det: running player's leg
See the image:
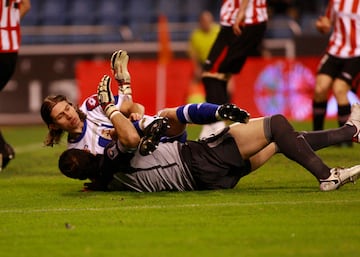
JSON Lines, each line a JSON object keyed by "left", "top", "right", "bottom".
{"left": 0, "top": 53, "right": 17, "bottom": 171}
{"left": 312, "top": 54, "right": 336, "bottom": 131}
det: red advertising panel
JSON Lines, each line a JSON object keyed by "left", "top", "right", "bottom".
{"left": 76, "top": 57, "right": 358, "bottom": 120}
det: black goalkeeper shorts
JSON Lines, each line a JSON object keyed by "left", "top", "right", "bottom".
{"left": 181, "top": 128, "right": 251, "bottom": 190}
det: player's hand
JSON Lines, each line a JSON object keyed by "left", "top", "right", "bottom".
{"left": 128, "top": 112, "right": 143, "bottom": 121}
{"left": 97, "top": 75, "right": 114, "bottom": 107}
{"left": 233, "top": 24, "right": 243, "bottom": 36}
{"left": 233, "top": 11, "right": 245, "bottom": 36}
{"left": 97, "top": 75, "right": 118, "bottom": 117}
{"left": 316, "top": 16, "right": 331, "bottom": 34}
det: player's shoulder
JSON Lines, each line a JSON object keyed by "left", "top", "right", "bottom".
{"left": 82, "top": 94, "right": 120, "bottom": 111}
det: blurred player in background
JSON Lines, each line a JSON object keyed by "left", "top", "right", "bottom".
{"left": 200, "top": 0, "right": 268, "bottom": 138}
{"left": 312, "top": 0, "right": 360, "bottom": 141}
{"left": 0, "top": 0, "right": 31, "bottom": 171}
{"left": 188, "top": 10, "right": 220, "bottom": 104}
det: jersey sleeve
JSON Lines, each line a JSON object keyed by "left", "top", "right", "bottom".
{"left": 80, "top": 94, "right": 125, "bottom": 124}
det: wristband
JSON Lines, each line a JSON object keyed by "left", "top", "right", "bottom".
{"left": 109, "top": 110, "right": 121, "bottom": 120}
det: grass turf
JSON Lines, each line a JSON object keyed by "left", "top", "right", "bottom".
{"left": 0, "top": 122, "right": 359, "bottom": 257}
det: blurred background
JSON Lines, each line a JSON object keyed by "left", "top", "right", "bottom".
{"left": 2, "top": 0, "right": 345, "bottom": 125}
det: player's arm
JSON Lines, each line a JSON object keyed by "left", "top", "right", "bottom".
{"left": 110, "top": 111, "right": 140, "bottom": 150}
{"left": 316, "top": 16, "right": 331, "bottom": 34}
{"left": 316, "top": 2, "right": 333, "bottom": 34}
{"left": 98, "top": 76, "right": 140, "bottom": 150}
{"left": 20, "top": 0, "right": 31, "bottom": 19}
{"left": 233, "top": 0, "right": 249, "bottom": 36}
{"left": 119, "top": 99, "right": 145, "bottom": 121}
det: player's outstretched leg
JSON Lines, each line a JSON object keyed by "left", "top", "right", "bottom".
{"left": 110, "top": 50, "right": 132, "bottom": 97}
{"left": 175, "top": 103, "right": 250, "bottom": 125}
{"left": 139, "top": 117, "right": 170, "bottom": 156}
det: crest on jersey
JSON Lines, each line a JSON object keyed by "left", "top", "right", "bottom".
{"left": 86, "top": 94, "right": 119, "bottom": 111}
{"left": 85, "top": 95, "right": 100, "bottom": 111}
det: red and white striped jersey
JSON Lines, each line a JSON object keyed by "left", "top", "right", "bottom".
{"left": 0, "top": 0, "right": 21, "bottom": 52}
{"left": 220, "top": 0, "right": 268, "bottom": 26}
{"left": 327, "top": 0, "right": 360, "bottom": 57}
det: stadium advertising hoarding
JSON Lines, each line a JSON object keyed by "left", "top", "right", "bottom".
{"left": 3, "top": 56, "right": 355, "bottom": 124}
{"left": 76, "top": 57, "right": 342, "bottom": 120}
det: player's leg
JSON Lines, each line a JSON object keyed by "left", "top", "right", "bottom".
{"left": 332, "top": 56, "right": 360, "bottom": 143}
{"left": 136, "top": 116, "right": 170, "bottom": 156}
{"left": 268, "top": 115, "right": 360, "bottom": 191}
{"left": 158, "top": 103, "right": 250, "bottom": 137}
{"left": 200, "top": 27, "right": 234, "bottom": 138}
{"left": 0, "top": 53, "right": 17, "bottom": 171}
{"left": 247, "top": 103, "right": 360, "bottom": 170}
{"left": 0, "top": 53, "right": 17, "bottom": 90}
{"left": 228, "top": 118, "right": 272, "bottom": 160}
{"left": 175, "top": 103, "right": 249, "bottom": 124}
{"left": 110, "top": 50, "right": 132, "bottom": 98}
{"left": 312, "top": 74, "right": 333, "bottom": 130}
{"left": 333, "top": 78, "right": 351, "bottom": 128}
{"left": 312, "top": 54, "right": 338, "bottom": 131}
{"left": 248, "top": 143, "right": 277, "bottom": 171}
{"left": 297, "top": 103, "right": 359, "bottom": 151}
{"left": 229, "top": 115, "right": 360, "bottom": 191}
{"left": 137, "top": 103, "right": 250, "bottom": 155}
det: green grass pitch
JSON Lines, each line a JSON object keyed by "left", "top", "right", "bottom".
{"left": 0, "top": 122, "right": 359, "bottom": 257}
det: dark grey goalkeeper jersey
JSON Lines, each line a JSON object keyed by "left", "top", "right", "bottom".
{"left": 104, "top": 141, "right": 196, "bottom": 192}
{"left": 102, "top": 128, "right": 251, "bottom": 192}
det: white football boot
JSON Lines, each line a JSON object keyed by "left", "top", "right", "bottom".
{"left": 319, "top": 165, "right": 360, "bottom": 191}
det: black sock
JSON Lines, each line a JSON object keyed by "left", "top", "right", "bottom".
{"left": 337, "top": 104, "right": 351, "bottom": 127}
{"left": 202, "top": 77, "right": 229, "bottom": 104}
{"left": 268, "top": 115, "right": 330, "bottom": 180}
{"left": 299, "top": 125, "right": 356, "bottom": 151}
{"left": 312, "top": 101, "right": 327, "bottom": 130}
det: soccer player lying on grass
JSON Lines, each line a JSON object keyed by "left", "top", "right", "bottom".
{"left": 40, "top": 50, "right": 144, "bottom": 155}
{"left": 58, "top": 74, "right": 360, "bottom": 192}
{"left": 40, "top": 83, "right": 248, "bottom": 156}
{"left": 40, "top": 49, "right": 248, "bottom": 156}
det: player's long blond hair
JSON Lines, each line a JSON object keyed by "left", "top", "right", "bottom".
{"left": 40, "top": 95, "right": 86, "bottom": 146}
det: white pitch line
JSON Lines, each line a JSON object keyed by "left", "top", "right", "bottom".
{"left": 1, "top": 199, "right": 359, "bottom": 214}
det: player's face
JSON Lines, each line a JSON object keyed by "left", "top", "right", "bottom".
{"left": 50, "top": 101, "right": 82, "bottom": 133}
